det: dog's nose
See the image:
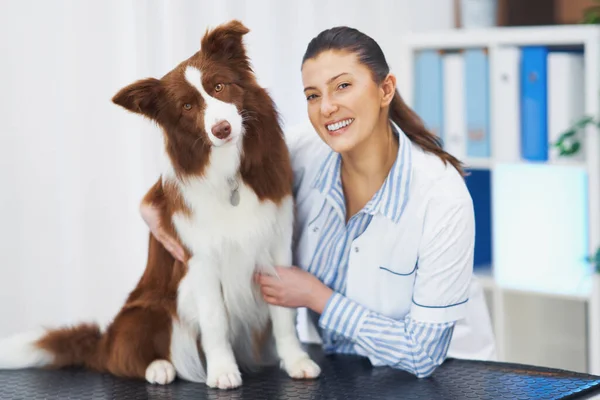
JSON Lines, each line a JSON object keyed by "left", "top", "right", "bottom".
{"left": 211, "top": 120, "right": 231, "bottom": 140}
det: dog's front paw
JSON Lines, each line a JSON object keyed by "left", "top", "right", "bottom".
{"left": 145, "top": 359, "right": 176, "bottom": 385}
{"left": 282, "top": 356, "right": 321, "bottom": 380}
{"left": 206, "top": 362, "right": 242, "bottom": 390}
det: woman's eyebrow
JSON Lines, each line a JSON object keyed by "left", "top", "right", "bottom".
{"left": 303, "top": 72, "right": 350, "bottom": 92}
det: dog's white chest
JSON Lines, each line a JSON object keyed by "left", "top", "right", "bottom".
{"left": 173, "top": 177, "right": 293, "bottom": 338}
{"left": 173, "top": 180, "right": 282, "bottom": 252}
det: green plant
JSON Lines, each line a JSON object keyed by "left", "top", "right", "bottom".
{"left": 586, "top": 248, "right": 600, "bottom": 274}
{"left": 553, "top": 114, "right": 600, "bottom": 273}
{"left": 583, "top": 0, "right": 600, "bottom": 24}
{"left": 552, "top": 116, "right": 599, "bottom": 156}
{"left": 551, "top": 6, "right": 600, "bottom": 270}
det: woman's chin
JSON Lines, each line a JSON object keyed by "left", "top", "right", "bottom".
{"left": 326, "top": 135, "right": 358, "bottom": 154}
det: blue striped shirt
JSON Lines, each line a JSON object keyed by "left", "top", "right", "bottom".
{"left": 305, "top": 128, "right": 455, "bottom": 378}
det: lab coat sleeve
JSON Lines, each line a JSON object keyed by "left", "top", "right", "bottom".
{"left": 410, "top": 198, "right": 474, "bottom": 323}
{"left": 319, "top": 292, "right": 455, "bottom": 378}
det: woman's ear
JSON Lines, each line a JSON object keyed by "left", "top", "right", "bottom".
{"left": 380, "top": 73, "right": 397, "bottom": 108}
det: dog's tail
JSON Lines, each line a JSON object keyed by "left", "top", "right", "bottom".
{"left": 0, "top": 323, "right": 104, "bottom": 371}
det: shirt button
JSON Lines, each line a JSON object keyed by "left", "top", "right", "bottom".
{"left": 354, "top": 246, "right": 359, "bottom": 253}
{"left": 312, "top": 226, "right": 319, "bottom": 232}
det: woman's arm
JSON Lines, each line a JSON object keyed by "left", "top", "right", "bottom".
{"left": 317, "top": 199, "right": 474, "bottom": 377}
{"left": 318, "top": 292, "right": 454, "bottom": 378}
{"left": 259, "top": 199, "right": 474, "bottom": 378}
{"left": 139, "top": 177, "right": 186, "bottom": 262}
{"left": 257, "top": 267, "right": 454, "bottom": 378}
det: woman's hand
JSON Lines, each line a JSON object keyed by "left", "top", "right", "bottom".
{"left": 140, "top": 201, "right": 186, "bottom": 262}
{"left": 256, "top": 266, "right": 333, "bottom": 313}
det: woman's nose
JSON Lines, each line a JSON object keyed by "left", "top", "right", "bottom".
{"left": 320, "top": 96, "right": 338, "bottom": 117}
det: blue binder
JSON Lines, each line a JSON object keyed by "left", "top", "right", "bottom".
{"left": 465, "top": 168, "right": 493, "bottom": 270}
{"left": 414, "top": 50, "right": 444, "bottom": 142}
{"left": 520, "top": 46, "right": 548, "bottom": 161}
{"left": 465, "top": 49, "right": 491, "bottom": 158}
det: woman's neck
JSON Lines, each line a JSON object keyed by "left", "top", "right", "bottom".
{"left": 340, "top": 119, "right": 399, "bottom": 220}
{"left": 341, "top": 121, "right": 398, "bottom": 182}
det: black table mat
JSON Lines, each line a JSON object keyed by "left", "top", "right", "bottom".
{"left": 0, "top": 344, "right": 599, "bottom": 399}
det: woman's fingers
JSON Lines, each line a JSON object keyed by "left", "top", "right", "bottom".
{"left": 140, "top": 201, "right": 186, "bottom": 262}
{"left": 256, "top": 273, "right": 278, "bottom": 286}
{"left": 156, "top": 230, "right": 185, "bottom": 262}
{"left": 259, "top": 280, "right": 281, "bottom": 305}
{"left": 167, "top": 240, "right": 185, "bottom": 262}
{"left": 263, "top": 295, "right": 278, "bottom": 304}
{"left": 260, "top": 286, "right": 278, "bottom": 297}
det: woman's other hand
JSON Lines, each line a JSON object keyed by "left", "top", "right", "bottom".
{"left": 140, "top": 201, "right": 186, "bottom": 262}
{"left": 256, "top": 266, "right": 333, "bottom": 313}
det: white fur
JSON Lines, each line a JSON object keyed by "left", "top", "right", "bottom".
{"left": 0, "top": 329, "right": 53, "bottom": 369}
{"left": 184, "top": 66, "right": 244, "bottom": 147}
{"left": 169, "top": 318, "right": 205, "bottom": 383}
{"left": 145, "top": 359, "right": 176, "bottom": 385}
{"left": 166, "top": 67, "right": 320, "bottom": 387}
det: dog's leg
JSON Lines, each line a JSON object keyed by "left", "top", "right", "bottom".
{"left": 268, "top": 202, "right": 321, "bottom": 380}
{"left": 268, "top": 304, "right": 321, "bottom": 379}
{"left": 187, "top": 256, "right": 241, "bottom": 390}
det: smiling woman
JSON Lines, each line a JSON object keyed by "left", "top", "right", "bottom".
{"left": 142, "top": 25, "right": 497, "bottom": 379}
{"left": 258, "top": 26, "right": 496, "bottom": 378}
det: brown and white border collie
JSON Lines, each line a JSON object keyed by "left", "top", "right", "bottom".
{"left": 0, "top": 20, "right": 320, "bottom": 390}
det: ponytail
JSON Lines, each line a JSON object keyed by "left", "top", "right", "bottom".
{"left": 390, "top": 91, "right": 466, "bottom": 177}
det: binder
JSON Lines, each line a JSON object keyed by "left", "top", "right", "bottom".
{"left": 442, "top": 51, "right": 467, "bottom": 159}
{"left": 465, "top": 168, "right": 493, "bottom": 270}
{"left": 414, "top": 50, "right": 444, "bottom": 141}
{"left": 547, "top": 51, "right": 585, "bottom": 162}
{"left": 520, "top": 46, "right": 549, "bottom": 161}
{"left": 465, "top": 48, "right": 491, "bottom": 158}
{"left": 492, "top": 46, "right": 521, "bottom": 163}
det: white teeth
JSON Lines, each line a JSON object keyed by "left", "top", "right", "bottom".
{"left": 327, "top": 118, "right": 353, "bottom": 131}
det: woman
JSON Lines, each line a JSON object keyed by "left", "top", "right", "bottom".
{"left": 141, "top": 26, "right": 496, "bottom": 378}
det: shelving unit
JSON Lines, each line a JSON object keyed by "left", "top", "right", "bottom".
{"left": 397, "top": 25, "right": 600, "bottom": 375}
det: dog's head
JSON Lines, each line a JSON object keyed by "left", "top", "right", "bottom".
{"left": 112, "top": 20, "right": 255, "bottom": 174}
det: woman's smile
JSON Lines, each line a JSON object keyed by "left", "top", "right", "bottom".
{"left": 325, "top": 118, "right": 355, "bottom": 136}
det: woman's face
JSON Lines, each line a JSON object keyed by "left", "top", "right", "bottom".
{"left": 301, "top": 50, "right": 389, "bottom": 154}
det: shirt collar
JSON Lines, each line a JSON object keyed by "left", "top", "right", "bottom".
{"left": 311, "top": 121, "right": 413, "bottom": 224}
{"left": 311, "top": 150, "right": 346, "bottom": 217}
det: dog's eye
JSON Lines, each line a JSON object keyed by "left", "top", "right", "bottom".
{"left": 215, "top": 83, "right": 224, "bottom": 92}
{"left": 183, "top": 103, "right": 192, "bottom": 110}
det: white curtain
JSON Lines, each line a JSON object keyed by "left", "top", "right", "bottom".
{"left": 0, "top": 0, "right": 454, "bottom": 337}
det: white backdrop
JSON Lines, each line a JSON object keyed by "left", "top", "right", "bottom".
{"left": 0, "top": 0, "right": 454, "bottom": 337}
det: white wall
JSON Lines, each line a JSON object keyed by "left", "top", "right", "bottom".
{"left": 0, "top": 0, "right": 454, "bottom": 337}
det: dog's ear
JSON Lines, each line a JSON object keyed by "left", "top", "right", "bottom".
{"left": 112, "top": 78, "right": 163, "bottom": 120}
{"left": 201, "top": 20, "right": 250, "bottom": 61}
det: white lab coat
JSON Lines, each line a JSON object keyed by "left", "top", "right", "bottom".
{"left": 286, "top": 121, "right": 497, "bottom": 362}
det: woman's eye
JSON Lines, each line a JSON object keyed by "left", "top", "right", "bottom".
{"left": 183, "top": 103, "right": 192, "bottom": 110}
{"left": 338, "top": 83, "right": 350, "bottom": 90}
{"left": 215, "top": 83, "right": 224, "bottom": 92}
{"left": 306, "top": 94, "right": 317, "bottom": 101}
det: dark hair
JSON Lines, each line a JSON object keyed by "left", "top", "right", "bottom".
{"left": 302, "top": 26, "right": 465, "bottom": 177}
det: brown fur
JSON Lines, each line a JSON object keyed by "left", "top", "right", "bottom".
{"left": 35, "top": 324, "right": 102, "bottom": 370}
{"left": 30, "top": 19, "right": 291, "bottom": 382}
{"left": 36, "top": 231, "right": 185, "bottom": 379}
